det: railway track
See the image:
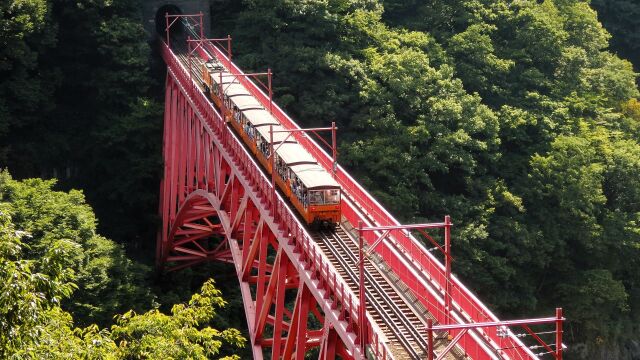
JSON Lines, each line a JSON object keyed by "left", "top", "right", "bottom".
{"left": 313, "top": 227, "right": 463, "bottom": 360}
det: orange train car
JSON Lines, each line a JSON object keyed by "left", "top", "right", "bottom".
{"left": 201, "top": 59, "right": 341, "bottom": 226}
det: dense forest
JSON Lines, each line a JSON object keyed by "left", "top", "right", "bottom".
{"left": 1, "top": 0, "right": 639, "bottom": 358}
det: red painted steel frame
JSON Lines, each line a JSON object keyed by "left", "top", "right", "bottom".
{"left": 165, "top": 12, "right": 204, "bottom": 48}
{"left": 187, "top": 36, "right": 232, "bottom": 60}
{"left": 426, "top": 308, "right": 565, "bottom": 360}
{"left": 158, "top": 40, "right": 399, "bottom": 359}
{"left": 356, "top": 217, "right": 454, "bottom": 354}
{"left": 196, "top": 37, "right": 549, "bottom": 360}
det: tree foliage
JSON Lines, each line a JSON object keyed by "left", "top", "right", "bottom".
{"left": 0, "top": 0, "right": 163, "bottom": 250}
{"left": 212, "top": 0, "right": 640, "bottom": 356}
{"left": 0, "top": 205, "right": 77, "bottom": 358}
{"left": 0, "top": 0, "right": 55, "bottom": 163}
{"left": 0, "top": 171, "right": 155, "bottom": 326}
{"left": 111, "top": 279, "right": 245, "bottom": 360}
{"left": 0, "top": 175, "right": 245, "bottom": 359}
{"left": 591, "top": 0, "right": 640, "bottom": 73}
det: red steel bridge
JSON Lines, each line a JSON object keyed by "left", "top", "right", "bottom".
{"left": 156, "top": 13, "right": 565, "bottom": 360}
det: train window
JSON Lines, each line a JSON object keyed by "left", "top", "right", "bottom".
{"left": 324, "top": 189, "right": 340, "bottom": 204}
{"left": 309, "top": 191, "right": 324, "bottom": 205}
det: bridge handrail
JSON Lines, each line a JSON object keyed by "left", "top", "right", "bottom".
{"left": 161, "top": 41, "right": 397, "bottom": 360}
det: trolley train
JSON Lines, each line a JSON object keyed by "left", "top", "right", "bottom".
{"left": 201, "top": 58, "right": 341, "bottom": 226}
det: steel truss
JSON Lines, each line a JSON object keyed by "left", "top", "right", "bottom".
{"left": 158, "top": 42, "right": 379, "bottom": 359}
{"left": 427, "top": 308, "right": 565, "bottom": 360}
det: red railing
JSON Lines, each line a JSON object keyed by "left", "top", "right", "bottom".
{"left": 197, "top": 41, "right": 537, "bottom": 359}
{"left": 161, "top": 41, "right": 396, "bottom": 359}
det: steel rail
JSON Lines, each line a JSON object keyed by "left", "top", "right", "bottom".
{"left": 315, "top": 228, "right": 425, "bottom": 359}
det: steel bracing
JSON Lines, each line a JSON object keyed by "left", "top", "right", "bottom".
{"left": 157, "top": 15, "right": 564, "bottom": 360}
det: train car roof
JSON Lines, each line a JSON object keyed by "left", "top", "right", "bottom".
{"left": 230, "top": 95, "right": 262, "bottom": 110}
{"left": 209, "top": 71, "right": 238, "bottom": 85}
{"left": 223, "top": 83, "right": 251, "bottom": 97}
{"left": 290, "top": 164, "right": 339, "bottom": 190}
{"left": 242, "top": 109, "right": 278, "bottom": 127}
{"left": 255, "top": 124, "right": 294, "bottom": 144}
{"left": 275, "top": 143, "right": 317, "bottom": 166}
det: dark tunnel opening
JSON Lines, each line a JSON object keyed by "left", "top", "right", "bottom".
{"left": 155, "top": 4, "right": 183, "bottom": 37}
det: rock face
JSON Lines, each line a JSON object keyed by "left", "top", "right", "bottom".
{"left": 142, "top": 0, "right": 210, "bottom": 39}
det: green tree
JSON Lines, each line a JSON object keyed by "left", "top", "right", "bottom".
{"left": 40, "top": 0, "right": 163, "bottom": 247}
{"left": 0, "top": 205, "right": 77, "bottom": 358}
{"left": 212, "top": 0, "right": 640, "bottom": 356}
{"left": 111, "top": 279, "right": 245, "bottom": 360}
{"left": 0, "top": 171, "right": 155, "bottom": 326}
{"left": 591, "top": 0, "right": 640, "bottom": 72}
{"left": 1, "top": 0, "right": 163, "bottom": 252}
{"left": 0, "top": 0, "right": 56, "bottom": 166}
{"left": 524, "top": 129, "right": 640, "bottom": 348}
{"left": 0, "top": 175, "right": 245, "bottom": 359}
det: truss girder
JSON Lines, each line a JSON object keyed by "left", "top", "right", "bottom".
{"left": 158, "top": 46, "right": 376, "bottom": 359}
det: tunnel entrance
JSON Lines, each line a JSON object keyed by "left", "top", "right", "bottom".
{"left": 155, "top": 4, "right": 183, "bottom": 36}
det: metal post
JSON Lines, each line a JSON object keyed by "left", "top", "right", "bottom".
{"left": 270, "top": 125, "right": 276, "bottom": 217}
{"left": 187, "top": 36, "right": 192, "bottom": 83}
{"left": 556, "top": 308, "right": 563, "bottom": 360}
{"left": 165, "top": 12, "right": 170, "bottom": 47}
{"left": 358, "top": 221, "right": 366, "bottom": 353}
{"left": 199, "top": 12, "right": 204, "bottom": 39}
{"left": 219, "top": 71, "right": 224, "bottom": 117}
{"left": 331, "top": 121, "right": 337, "bottom": 177}
{"left": 227, "top": 34, "right": 232, "bottom": 60}
{"left": 427, "top": 319, "right": 434, "bottom": 360}
{"left": 444, "top": 215, "right": 452, "bottom": 325}
{"left": 268, "top": 68, "right": 273, "bottom": 113}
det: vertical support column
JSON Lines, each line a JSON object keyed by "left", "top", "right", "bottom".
{"left": 319, "top": 323, "right": 337, "bottom": 360}
{"left": 165, "top": 12, "right": 170, "bottom": 47}
{"left": 295, "top": 286, "right": 312, "bottom": 360}
{"left": 168, "top": 81, "right": 179, "bottom": 224}
{"left": 556, "top": 308, "right": 563, "bottom": 360}
{"left": 331, "top": 121, "right": 337, "bottom": 176}
{"left": 227, "top": 35, "right": 232, "bottom": 60}
{"left": 271, "top": 254, "right": 288, "bottom": 359}
{"left": 444, "top": 215, "right": 452, "bottom": 325}
{"left": 268, "top": 68, "right": 273, "bottom": 114}
{"left": 254, "top": 230, "right": 268, "bottom": 329}
{"left": 199, "top": 11, "right": 204, "bottom": 39}
{"left": 219, "top": 71, "right": 224, "bottom": 118}
{"left": 358, "top": 221, "right": 366, "bottom": 353}
{"left": 269, "top": 125, "right": 276, "bottom": 219}
{"left": 187, "top": 36, "right": 192, "bottom": 83}
{"left": 427, "top": 319, "right": 434, "bottom": 360}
